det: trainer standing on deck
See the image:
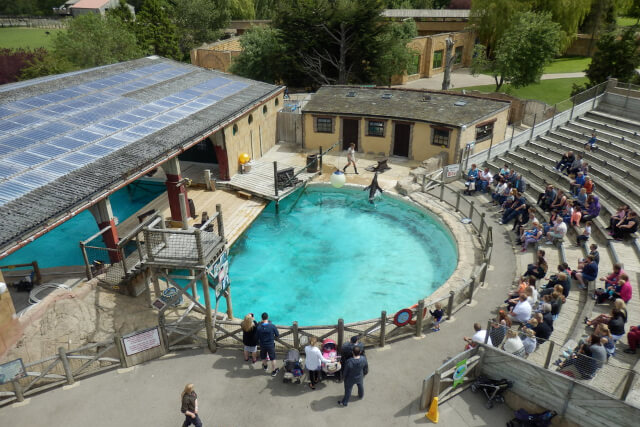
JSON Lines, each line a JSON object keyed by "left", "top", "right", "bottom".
{"left": 338, "top": 346, "right": 368, "bottom": 407}
{"left": 343, "top": 142, "right": 358, "bottom": 174}
{"left": 180, "top": 384, "right": 202, "bottom": 427}
{"left": 257, "top": 312, "right": 280, "bottom": 377}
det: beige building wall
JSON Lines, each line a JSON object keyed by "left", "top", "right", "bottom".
{"left": 0, "top": 270, "right": 19, "bottom": 357}
{"left": 222, "top": 92, "right": 284, "bottom": 177}
{"left": 190, "top": 38, "right": 243, "bottom": 72}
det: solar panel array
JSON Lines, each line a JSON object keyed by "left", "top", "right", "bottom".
{"left": 0, "top": 62, "right": 249, "bottom": 206}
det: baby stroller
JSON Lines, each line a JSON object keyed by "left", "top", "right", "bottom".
{"left": 470, "top": 375, "right": 513, "bottom": 409}
{"left": 320, "top": 338, "right": 342, "bottom": 380}
{"left": 282, "top": 349, "right": 304, "bottom": 384}
{"left": 507, "top": 409, "right": 557, "bottom": 427}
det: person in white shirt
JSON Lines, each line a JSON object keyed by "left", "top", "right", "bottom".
{"left": 304, "top": 336, "right": 331, "bottom": 390}
{"left": 342, "top": 142, "right": 358, "bottom": 174}
{"left": 502, "top": 329, "right": 525, "bottom": 357}
{"left": 545, "top": 217, "right": 567, "bottom": 244}
{"left": 479, "top": 167, "right": 493, "bottom": 193}
{"left": 463, "top": 323, "right": 492, "bottom": 349}
{"left": 509, "top": 294, "right": 532, "bottom": 323}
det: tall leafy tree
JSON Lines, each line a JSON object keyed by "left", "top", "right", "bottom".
{"left": 371, "top": 20, "right": 418, "bottom": 86}
{"left": 585, "top": 26, "right": 640, "bottom": 84}
{"left": 469, "top": 0, "right": 530, "bottom": 57}
{"left": 52, "top": 13, "right": 143, "bottom": 68}
{"left": 134, "top": 0, "right": 182, "bottom": 60}
{"left": 532, "top": 0, "right": 592, "bottom": 49}
{"left": 173, "top": 0, "right": 232, "bottom": 55}
{"left": 472, "top": 11, "right": 562, "bottom": 90}
{"left": 229, "top": 26, "right": 286, "bottom": 83}
{"left": 230, "top": 0, "right": 256, "bottom": 18}
{"left": 106, "top": 0, "right": 135, "bottom": 26}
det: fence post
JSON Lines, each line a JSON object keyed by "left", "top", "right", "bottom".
{"left": 569, "top": 96, "right": 576, "bottom": 120}
{"left": 292, "top": 321, "right": 299, "bottom": 349}
{"left": 422, "top": 174, "right": 427, "bottom": 191}
{"left": 468, "top": 277, "right": 476, "bottom": 304}
{"left": 455, "top": 192, "right": 461, "bottom": 212}
{"left": 543, "top": 341, "right": 555, "bottom": 369}
{"left": 621, "top": 370, "right": 636, "bottom": 400}
{"left": 337, "top": 318, "right": 344, "bottom": 350}
{"left": 447, "top": 291, "right": 455, "bottom": 319}
{"left": 548, "top": 105, "right": 555, "bottom": 133}
{"left": 379, "top": 311, "right": 387, "bottom": 347}
{"left": 194, "top": 230, "right": 204, "bottom": 265}
{"left": 529, "top": 114, "right": 537, "bottom": 142}
{"left": 58, "top": 347, "right": 75, "bottom": 385}
{"left": 625, "top": 81, "right": 631, "bottom": 109}
{"left": 479, "top": 213, "right": 485, "bottom": 236}
{"left": 479, "top": 263, "right": 488, "bottom": 285}
{"left": 439, "top": 181, "right": 445, "bottom": 201}
{"left": 114, "top": 334, "right": 128, "bottom": 368}
{"left": 468, "top": 201, "right": 474, "bottom": 220}
{"left": 592, "top": 84, "right": 600, "bottom": 108}
{"left": 12, "top": 380, "right": 24, "bottom": 402}
{"left": 509, "top": 123, "right": 515, "bottom": 149}
{"left": 80, "top": 242, "right": 93, "bottom": 281}
{"left": 318, "top": 146, "right": 323, "bottom": 170}
{"left": 273, "top": 161, "right": 279, "bottom": 198}
{"left": 215, "top": 204, "right": 225, "bottom": 240}
{"left": 415, "top": 299, "right": 425, "bottom": 337}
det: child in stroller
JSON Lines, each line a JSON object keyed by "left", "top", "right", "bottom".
{"left": 470, "top": 375, "right": 513, "bottom": 408}
{"left": 282, "top": 349, "right": 304, "bottom": 384}
{"left": 321, "top": 338, "right": 342, "bottom": 380}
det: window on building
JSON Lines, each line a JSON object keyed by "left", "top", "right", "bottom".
{"left": 232, "top": 124, "right": 238, "bottom": 135}
{"left": 315, "top": 117, "right": 333, "bottom": 133}
{"left": 367, "top": 120, "right": 385, "bottom": 137}
{"left": 454, "top": 46, "right": 463, "bottom": 64}
{"left": 263, "top": 105, "right": 268, "bottom": 115}
{"left": 432, "top": 128, "right": 451, "bottom": 147}
{"left": 476, "top": 122, "right": 494, "bottom": 142}
{"left": 408, "top": 54, "right": 420, "bottom": 75}
{"left": 275, "top": 98, "right": 280, "bottom": 106}
{"left": 248, "top": 114, "right": 253, "bottom": 124}
{"left": 433, "top": 50, "right": 443, "bottom": 69}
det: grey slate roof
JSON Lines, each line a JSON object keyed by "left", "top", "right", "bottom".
{"left": 302, "top": 86, "right": 510, "bottom": 128}
{"left": 0, "top": 56, "right": 281, "bottom": 256}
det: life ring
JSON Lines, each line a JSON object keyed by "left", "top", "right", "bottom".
{"left": 408, "top": 304, "right": 428, "bottom": 325}
{"left": 393, "top": 308, "right": 413, "bottom": 327}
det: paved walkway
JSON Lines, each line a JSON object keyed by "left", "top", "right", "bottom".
{"left": 0, "top": 185, "right": 518, "bottom": 427}
{"left": 400, "top": 68, "right": 586, "bottom": 91}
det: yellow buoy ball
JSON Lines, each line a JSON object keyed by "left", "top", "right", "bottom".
{"left": 238, "top": 153, "right": 250, "bottom": 165}
{"left": 330, "top": 170, "right": 346, "bottom": 188}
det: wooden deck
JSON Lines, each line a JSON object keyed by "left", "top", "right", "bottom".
{"left": 223, "top": 159, "right": 319, "bottom": 201}
{"left": 116, "top": 187, "right": 267, "bottom": 246}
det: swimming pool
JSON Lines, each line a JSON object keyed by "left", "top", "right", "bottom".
{"left": 1, "top": 180, "right": 166, "bottom": 269}
{"left": 211, "top": 185, "right": 458, "bottom": 326}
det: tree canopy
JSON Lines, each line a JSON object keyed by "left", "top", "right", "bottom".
{"left": 469, "top": 0, "right": 531, "bottom": 57}
{"left": 172, "top": 0, "right": 232, "bottom": 54}
{"left": 229, "top": 26, "right": 286, "bottom": 84}
{"left": 134, "top": 0, "right": 182, "bottom": 60}
{"left": 585, "top": 26, "right": 640, "bottom": 84}
{"left": 472, "top": 11, "right": 562, "bottom": 90}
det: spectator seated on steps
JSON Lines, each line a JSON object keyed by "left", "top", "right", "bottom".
{"left": 578, "top": 244, "right": 599, "bottom": 268}
{"left": 537, "top": 184, "right": 557, "bottom": 211}
{"left": 509, "top": 294, "right": 532, "bottom": 324}
{"left": 519, "top": 221, "right": 543, "bottom": 252}
{"left": 585, "top": 133, "right": 598, "bottom": 151}
{"left": 544, "top": 217, "right": 567, "bottom": 245}
{"left": 572, "top": 254, "right": 598, "bottom": 290}
{"left": 557, "top": 334, "right": 606, "bottom": 380}
{"left": 610, "top": 211, "right": 638, "bottom": 241}
{"left": 623, "top": 324, "right": 640, "bottom": 354}
{"left": 499, "top": 164, "right": 510, "bottom": 178}
{"left": 567, "top": 154, "right": 584, "bottom": 177}
{"left": 463, "top": 322, "right": 492, "bottom": 350}
{"left": 553, "top": 150, "right": 574, "bottom": 173}
{"left": 586, "top": 299, "right": 628, "bottom": 328}
{"left": 513, "top": 207, "right": 537, "bottom": 236}
{"left": 575, "top": 188, "right": 588, "bottom": 208}
{"left": 569, "top": 171, "right": 586, "bottom": 197}
{"left": 570, "top": 201, "right": 583, "bottom": 226}
{"left": 607, "top": 205, "right": 629, "bottom": 231}
{"left": 513, "top": 174, "right": 527, "bottom": 194}
{"left": 583, "top": 176, "right": 594, "bottom": 194}
{"left": 499, "top": 192, "right": 527, "bottom": 225}
{"left": 463, "top": 163, "right": 479, "bottom": 195}
{"left": 478, "top": 167, "right": 493, "bottom": 193}
{"left": 540, "top": 265, "right": 570, "bottom": 297}
{"left": 521, "top": 327, "right": 538, "bottom": 355}
{"left": 502, "top": 329, "right": 526, "bottom": 357}
{"left": 523, "top": 250, "right": 548, "bottom": 280}
{"left": 594, "top": 324, "right": 616, "bottom": 358}
{"left": 581, "top": 195, "right": 600, "bottom": 222}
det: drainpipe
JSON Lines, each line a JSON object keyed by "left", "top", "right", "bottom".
{"left": 455, "top": 124, "right": 466, "bottom": 165}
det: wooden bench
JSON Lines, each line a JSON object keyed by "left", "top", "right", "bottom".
{"left": 237, "top": 190, "right": 252, "bottom": 199}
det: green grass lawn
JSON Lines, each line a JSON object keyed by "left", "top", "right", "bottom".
{"left": 457, "top": 77, "right": 589, "bottom": 106}
{"left": 543, "top": 57, "right": 591, "bottom": 74}
{"left": 0, "top": 28, "right": 61, "bottom": 50}
{"left": 617, "top": 16, "right": 639, "bottom": 27}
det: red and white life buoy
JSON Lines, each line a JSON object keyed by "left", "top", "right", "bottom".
{"left": 408, "top": 304, "right": 428, "bottom": 326}
{"left": 393, "top": 308, "right": 413, "bottom": 327}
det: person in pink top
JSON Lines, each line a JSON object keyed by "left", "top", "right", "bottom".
{"left": 614, "top": 274, "right": 632, "bottom": 303}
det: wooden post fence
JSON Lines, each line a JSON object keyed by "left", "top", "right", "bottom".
{"left": 216, "top": 204, "right": 225, "bottom": 240}
{"left": 58, "top": 347, "right": 74, "bottom": 385}
{"left": 468, "top": 277, "right": 476, "bottom": 304}
{"left": 447, "top": 291, "right": 455, "bottom": 319}
{"left": 415, "top": 299, "right": 425, "bottom": 337}
{"left": 455, "top": 192, "right": 461, "bottom": 212}
{"left": 543, "top": 341, "right": 555, "bottom": 369}
{"left": 12, "top": 380, "right": 24, "bottom": 402}
{"left": 292, "top": 321, "right": 299, "bottom": 349}
{"left": 379, "top": 311, "right": 387, "bottom": 347}
{"left": 273, "top": 161, "right": 279, "bottom": 198}
{"left": 468, "top": 201, "right": 474, "bottom": 220}
{"left": 337, "top": 318, "right": 344, "bottom": 350}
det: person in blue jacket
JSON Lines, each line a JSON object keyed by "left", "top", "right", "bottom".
{"left": 338, "top": 346, "right": 368, "bottom": 407}
{"left": 256, "top": 312, "right": 280, "bottom": 376}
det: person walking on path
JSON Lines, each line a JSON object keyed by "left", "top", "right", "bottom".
{"left": 304, "top": 336, "right": 331, "bottom": 390}
{"left": 180, "top": 384, "right": 202, "bottom": 427}
{"left": 343, "top": 142, "right": 358, "bottom": 174}
{"left": 241, "top": 313, "right": 258, "bottom": 363}
{"left": 256, "top": 312, "right": 280, "bottom": 376}
{"left": 338, "top": 346, "right": 368, "bottom": 407}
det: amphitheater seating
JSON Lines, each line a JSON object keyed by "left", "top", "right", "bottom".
{"left": 479, "top": 105, "right": 640, "bottom": 396}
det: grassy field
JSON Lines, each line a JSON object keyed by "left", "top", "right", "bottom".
{"left": 543, "top": 57, "right": 590, "bottom": 74}
{"left": 617, "top": 16, "right": 639, "bottom": 27}
{"left": 457, "top": 77, "right": 589, "bottom": 106}
{"left": 0, "top": 28, "right": 61, "bottom": 50}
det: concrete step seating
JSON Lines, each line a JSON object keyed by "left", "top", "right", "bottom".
{"left": 587, "top": 110, "right": 640, "bottom": 135}
{"left": 555, "top": 125, "right": 640, "bottom": 161}
{"left": 569, "top": 117, "right": 640, "bottom": 152}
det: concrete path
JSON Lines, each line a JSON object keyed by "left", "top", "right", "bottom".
{"left": 0, "top": 186, "right": 518, "bottom": 427}
{"left": 401, "top": 68, "right": 586, "bottom": 91}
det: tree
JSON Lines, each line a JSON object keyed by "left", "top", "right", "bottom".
{"left": 0, "top": 48, "right": 48, "bottom": 84}
{"left": 532, "top": 0, "right": 592, "bottom": 50}
{"left": 20, "top": 52, "right": 74, "bottom": 80}
{"left": 229, "top": 26, "right": 286, "bottom": 84}
{"left": 230, "top": 0, "right": 256, "bottom": 19}
{"left": 106, "top": 0, "right": 135, "bottom": 26}
{"left": 134, "top": 0, "right": 182, "bottom": 60}
{"left": 469, "top": 0, "right": 530, "bottom": 57}
{"left": 52, "top": 14, "right": 143, "bottom": 69}
{"left": 472, "top": 11, "right": 562, "bottom": 90}
{"left": 585, "top": 26, "right": 640, "bottom": 84}
{"left": 173, "top": 0, "right": 231, "bottom": 55}
{"left": 370, "top": 20, "right": 418, "bottom": 86}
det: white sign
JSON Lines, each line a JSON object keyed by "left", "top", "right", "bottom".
{"left": 0, "top": 358, "right": 25, "bottom": 385}
{"left": 445, "top": 164, "right": 460, "bottom": 178}
{"left": 122, "top": 327, "right": 161, "bottom": 356}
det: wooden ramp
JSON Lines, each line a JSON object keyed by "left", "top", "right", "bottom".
{"left": 223, "top": 159, "right": 318, "bottom": 201}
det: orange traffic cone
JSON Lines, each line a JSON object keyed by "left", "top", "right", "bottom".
{"left": 426, "top": 396, "right": 439, "bottom": 423}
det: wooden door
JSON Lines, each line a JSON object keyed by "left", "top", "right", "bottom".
{"left": 342, "top": 119, "right": 359, "bottom": 150}
{"left": 393, "top": 123, "right": 411, "bottom": 157}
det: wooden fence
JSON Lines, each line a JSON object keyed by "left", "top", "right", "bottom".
{"left": 0, "top": 15, "right": 68, "bottom": 29}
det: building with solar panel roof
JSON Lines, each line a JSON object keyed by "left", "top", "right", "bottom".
{"left": 0, "top": 55, "right": 284, "bottom": 269}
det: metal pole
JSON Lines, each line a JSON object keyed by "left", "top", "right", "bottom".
{"left": 58, "top": 347, "right": 74, "bottom": 385}
{"left": 486, "top": 135, "right": 494, "bottom": 162}
{"left": 529, "top": 113, "right": 537, "bottom": 142}
{"left": 625, "top": 81, "right": 631, "bottom": 109}
{"left": 468, "top": 278, "right": 476, "bottom": 304}
{"left": 484, "top": 320, "right": 491, "bottom": 343}
{"left": 12, "top": 380, "right": 24, "bottom": 402}
{"left": 379, "top": 311, "right": 387, "bottom": 347}
{"left": 224, "top": 288, "right": 233, "bottom": 319}
{"left": 273, "top": 161, "right": 279, "bottom": 198}
{"left": 549, "top": 105, "right": 555, "bottom": 133}
{"left": 80, "top": 242, "right": 93, "bottom": 280}
{"left": 216, "top": 204, "right": 225, "bottom": 241}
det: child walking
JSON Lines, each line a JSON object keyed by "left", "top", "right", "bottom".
{"left": 429, "top": 303, "right": 444, "bottom": 331}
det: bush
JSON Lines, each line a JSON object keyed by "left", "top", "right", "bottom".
{"left": 0, "top": 48, "right": 48, "bottom": 85}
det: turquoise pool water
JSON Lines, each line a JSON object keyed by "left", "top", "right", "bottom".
{"left": 208, "top": 186, "right": 458, "bottom": 326}
{"left": 1, "top": 180, "right": 166, "bottom": 268}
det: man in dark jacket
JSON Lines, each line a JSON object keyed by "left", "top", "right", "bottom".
{"left": 256, "top": 312, "right": 280, "bottom": 376}
{"left": 338, "top": 346, "right": 368, "bottom": 407}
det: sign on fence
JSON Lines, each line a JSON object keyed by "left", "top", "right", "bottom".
{"left": 122, "top": 327, "right": 161, "bottom": 356}
{"left": 443, "top": 164, "right": 460, "bottom": 183}
{"left": 0, "top": 358, "right": 26, "bottom": 385}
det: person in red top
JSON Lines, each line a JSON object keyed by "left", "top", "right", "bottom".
{"left": 613, "top": 274, "right": 633, "bottom": 303}
{"left": 583, "top": 177, "right": 594, "bottom": 194}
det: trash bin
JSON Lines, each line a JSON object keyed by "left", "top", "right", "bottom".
{"left": 242, "top": 161, "right": 253, "bottom": 174}
{"left": 306, "top": 154, "right": 318, "bottom": 173}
